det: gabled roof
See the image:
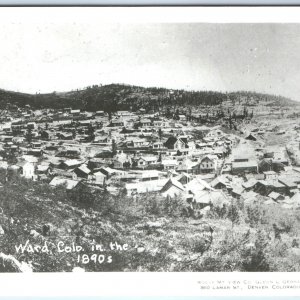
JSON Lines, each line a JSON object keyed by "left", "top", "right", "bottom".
{"left": 164, "top": 136, "right": 186, "bottom": 148}
{"left": 49, "top": 176, "right": 79, "bottom": 190}
{"left": 140, "top": 170, "right": 163, "bottom": 178}
{"left": 94, "top": 136, "right": 109, "bottom": 142}
{"left": 37, "top": 165, "right": 49, "bottom": 172}
{"left": 180, "top": 137, "right": 188, "bottom": 144}
{"left": 139, "top": 156, "right": 157, "bottom": 162}
{"left": 232, "top": 160, "right": 258, "bottom": 168}
{"left": 63, "top": 159, "right": 83, "bottom": 167}
{"left": 17, "top": 161, "right": 29, "bottom": 168}
{"left": 59, "top": 132, "right": 73, "bottom": 137}
{"left": 193, "top": 190, "right": 229, "bottom": 207}
{"left": 263, "top": 171, "right": 277, "bottom": 175}
{"left": 52, "top": 168, "right": 73, "bottom": 178}
{"left": 164, "top": 136, "right": 178, "bottom": 148}
{"left": 242, "top": 191, "right": 260, "bottom": 203}
{"left": 100, "top": 167, "right": 123, "bottom": 175}
{"left": 232, "top": 186, "right": 245, "bottom": 195}
{"left": 177, "top": 160, "right": 198, "bottom": 171}
{"left": 160, "top": 178, "right": 185, "bottom": 193}
{"left": 140, "top": 119, "right": 151, "bottom": 123}
{"left": 268, "top": 191, "right": 282, "bottom": 200}
{"left": 269, "top": 181, "right": 284, "bottom": 189}
{"left": 161, "top": 159, "right": 178, "bottom": 166}
{"left": 290, "top": 193, "right": 300, "bottom": 203}
{"left": 174, "top": 172, "right": 192, "bottom": 181}
{"left": 264, "top": 199, "right": 278, "bottom": 205}
{"left": 200, "top": 156, "right": 214, "bottom": 163}
{"left": 245, "top": 133, "right": 257, "bottom": 140}
{"left": 278, "top": 178, "right": 297, "bottom": 188}
{"left": 93, "top": 171, "right": 107, "bottom": 177}
{"left": 210, "top": 176, "right": 228, "bottom": 188}
{"left": 114, "top": 154, "right": 131, "bottom": 164}
{"left": 76, "top": 165, "right": 91, "bottom": 175}
{"left": 111, "top": 119, "right": 124, "bottom": 124}
{"left": 256, "top": 180, "right": 272, "bottom": 186}
{"left": 242, "top": 178, "right": 257, "bottom": 189}
{"left": 186, "top": 177, "right": 214, "bottom": 195}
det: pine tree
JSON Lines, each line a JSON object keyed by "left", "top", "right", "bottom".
{"left": 158, "top": 128, "right": 162, "bottom": 140}
{"left": 87, "top": 124, "right": 95, "bottom": 142}
{"left": 233, "top": 112, "right": 237, "bottom": 121}
{"left": 26, "top": 127, "right": 33, "bottom": 144}
{"left": 72, "top": 129, "right": 76, "bottom": 139}
{"left": 228, "top": 200, "right": 240, "bottom": 227}
{"left": 243, "top": 106, "right": 248, "bottom": 118}
{"left": 112, "top": 139, "right": 117, "bottom": 156}
{"left": 166, "top": 107, "right": 171, "bottom": 118}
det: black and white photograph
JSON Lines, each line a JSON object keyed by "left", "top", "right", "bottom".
{"left": 0, "top": 7, "right": 300, "bottom": 273}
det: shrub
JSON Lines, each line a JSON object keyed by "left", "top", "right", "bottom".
{"left": 241, "top": 230, "right": 270, "bottom": 271}
{"left": 245, "top": 203, "right": 265, "bottom": 227}
{"left": 161, "top": 195, "right": 185, "bottom": 217}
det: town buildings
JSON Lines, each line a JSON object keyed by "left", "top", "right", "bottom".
{"left": 0, "top": 104, "right": 299, "bottom": 213}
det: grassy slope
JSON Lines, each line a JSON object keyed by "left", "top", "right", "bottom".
{"left": 0, "top": 177, "right": 300, "bottom": 272}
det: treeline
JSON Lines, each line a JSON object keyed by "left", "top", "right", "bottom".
{"left": 227, "top": 91, "right": 295, "bottom": 106}
{"left": 0, "top": 84, "right": 297, "bottom": 112}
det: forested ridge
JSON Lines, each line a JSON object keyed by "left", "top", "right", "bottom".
{"left": 0, "top": 84, "right": 297, "bottom": 112}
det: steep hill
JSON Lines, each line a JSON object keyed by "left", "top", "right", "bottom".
{"left": 0, "top": 84, "right": 297, "bottom": 112}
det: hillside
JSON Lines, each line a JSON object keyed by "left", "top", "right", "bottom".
{"left": 1, "top": 176, "right": 300, "bottom": 272}
{"left": 0, "top": 84, "right": 297, "bottom": 112}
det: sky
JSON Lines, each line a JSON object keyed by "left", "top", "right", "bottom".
{"left": 1, "top": 10, "right": 300, "bottom": 100}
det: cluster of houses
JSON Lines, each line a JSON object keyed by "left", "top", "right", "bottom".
{"left": 0, "top": 105, "right": 299, "bottom": 212}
